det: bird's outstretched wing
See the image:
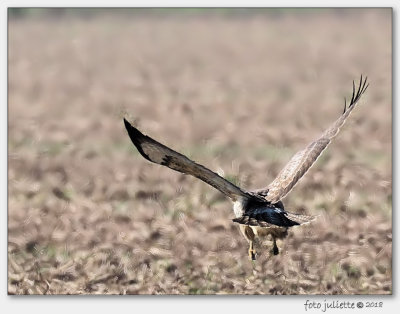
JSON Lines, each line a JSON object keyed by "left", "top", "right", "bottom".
{"left": 124, "top": 119, "right": 252, "bottom": 201}
{"left": 255, "top": 75, "right": 369, "bottom": 204}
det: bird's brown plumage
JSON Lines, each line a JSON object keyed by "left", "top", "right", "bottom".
{"left": 124, "top": 75, "right": 368, "bottom": 259}
{"left": 123, "top": 118, "right": 253, "bottom": 201}
{"left": 255, "top": 75, "right": 368, "bottom": 203}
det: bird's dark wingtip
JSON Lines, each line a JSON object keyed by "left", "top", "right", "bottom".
{"left": 123, "top": 118, "right": 133, "bottom": 130}
{"left": 123, "top": 118, "right": 152, "bottom": 161}
{"left": 342, "top": 75, "right": 369, "bottom": 113}
{"left": 123, "top": 118, "right": 142, "bottom": 137}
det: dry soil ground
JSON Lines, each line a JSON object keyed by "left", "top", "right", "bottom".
{"left": 8, "top": 9, "right": 392, "bottom": 294}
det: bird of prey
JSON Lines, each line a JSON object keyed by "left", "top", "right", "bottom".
{"left": 124, "top": 76, "right": 368, "bottom": 260}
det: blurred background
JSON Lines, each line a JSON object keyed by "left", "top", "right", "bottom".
{"left": 8, "top": 8, "right": 391, "bottom": 294}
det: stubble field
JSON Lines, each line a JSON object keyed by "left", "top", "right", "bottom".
{"left": 8, "top": 9, "right": 392, "bottom": 294}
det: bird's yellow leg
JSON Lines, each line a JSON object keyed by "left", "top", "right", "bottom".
{"left": 248, "top": 240, "right": 257, "bottom": 260}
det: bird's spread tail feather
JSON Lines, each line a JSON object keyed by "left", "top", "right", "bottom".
{"left": 233, "top": 209, "right": 316, "bottom": 228}
{"left": 284, "top": 212, "right": 317, "bottom": 225}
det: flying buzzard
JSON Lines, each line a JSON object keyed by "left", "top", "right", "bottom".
{"left": 124, "top": 76, "right": 368, "bottom": 260}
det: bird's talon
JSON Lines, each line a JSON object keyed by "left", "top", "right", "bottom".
{"left": 248, "top": 249, "right": 257, "bottom": 260}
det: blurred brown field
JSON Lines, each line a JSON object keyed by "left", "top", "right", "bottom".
{"left": 8, "top": 8, "right": 392, "bottom": 295}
